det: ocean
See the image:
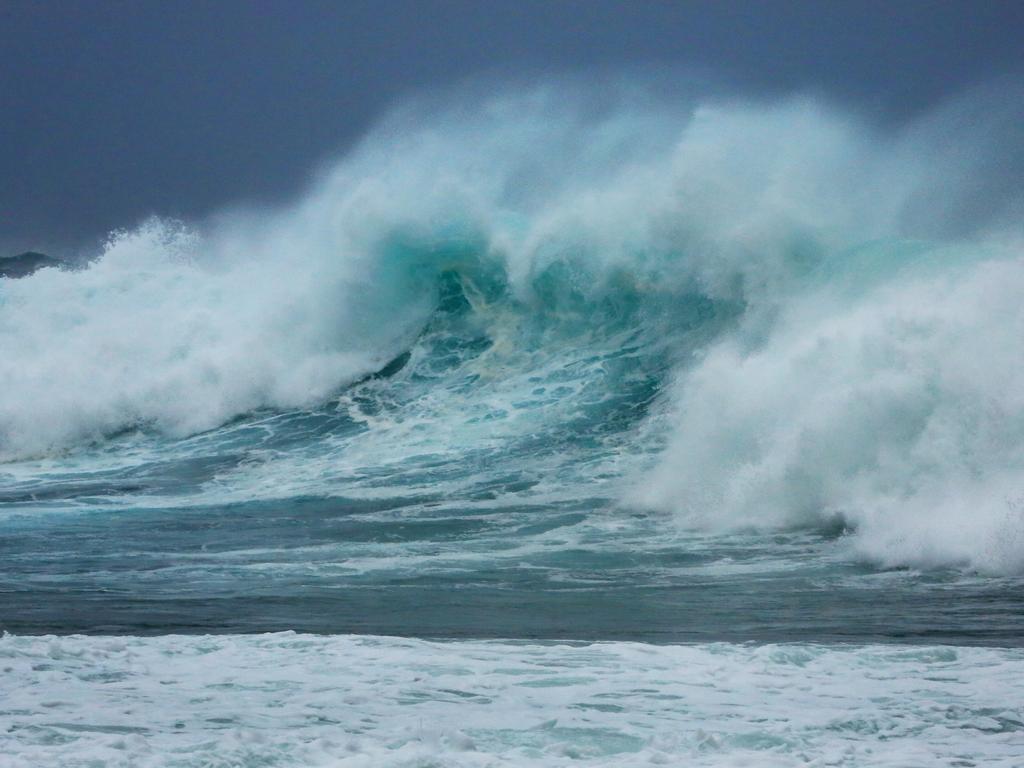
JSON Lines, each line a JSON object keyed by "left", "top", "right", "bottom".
{"left": 2, "top": 88, "right": 1023, "bottom": 766}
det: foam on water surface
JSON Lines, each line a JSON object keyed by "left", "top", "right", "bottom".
{"left": 1, "top": 632, "right": 1022, "bottom": 768}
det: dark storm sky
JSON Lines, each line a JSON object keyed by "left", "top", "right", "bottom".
{"left": 2, "top": 0, "right": 1023, "bottom": 253}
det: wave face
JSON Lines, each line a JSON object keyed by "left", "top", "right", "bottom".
{"left": 3, "top": 82, "right": 1024, "bottom": 585}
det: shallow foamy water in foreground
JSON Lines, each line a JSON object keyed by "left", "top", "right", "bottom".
{"left": 3, "top": 633, "right": 1023, "bottom": 768}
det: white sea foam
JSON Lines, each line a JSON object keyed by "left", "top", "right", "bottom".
{"left": 0, "top": 220, "right": 424, "bottom": 458}
{"left": 639, "top": 250, "right": 1024, "bottom": 574}
{"left": 1, "top": 632, "right": 1021, "bottom": 768}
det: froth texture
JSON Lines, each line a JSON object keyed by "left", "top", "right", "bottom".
{"left": 2, "top": 632, "right": 1023, "bottom": 767}
{"left": 640, "top": 250, "right": 1024, "bottom": 573}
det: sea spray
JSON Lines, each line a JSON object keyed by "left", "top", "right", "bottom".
{"left": 2, "top": 81, "right": 1023, "bottom": 575}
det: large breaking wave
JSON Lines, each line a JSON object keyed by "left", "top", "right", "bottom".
{"left": 2, "top": 81, "right": 1024, "bottom": 573}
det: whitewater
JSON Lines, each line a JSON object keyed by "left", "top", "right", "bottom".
{"left": 2, "top": 81, "right": 1024, "bottom": 765}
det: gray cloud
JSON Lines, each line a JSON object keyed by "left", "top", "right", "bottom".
{"left": 2, "top": 0, "right": 1022, "bottom": 253}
